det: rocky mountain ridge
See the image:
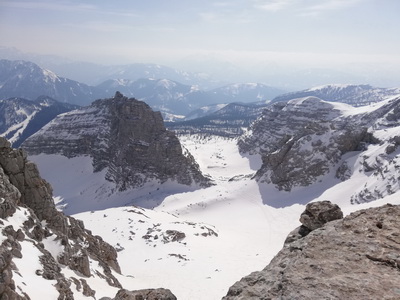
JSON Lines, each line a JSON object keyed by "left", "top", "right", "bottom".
{"left": 239, "top": 96, "right": 400, "bottom": 201}
{"left": 223, "top": 201, "right": 400, "bottom": 299}
{"left": 23, "top": 92, "right": 211, "bottom": 193}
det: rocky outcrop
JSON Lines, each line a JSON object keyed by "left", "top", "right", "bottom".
{"left": 284, "top": 201, "right": 343, "bottom": 245}
{"left": 0, "top": 136, "right": 121, "bottom": 298}
{"left": 239, "top": 96, "right": 400, "bottom": 192}
{"left": 299, "top": 200, "right": 343, "bottom": 231}
{"left": 23, "top": 92, "right": 211, "bottom": 191}
{"left": 223, "top": 202, "right": 400, "bottom": 299}
{"left": 113, "top": 288, "right": 177, "bottom": 300}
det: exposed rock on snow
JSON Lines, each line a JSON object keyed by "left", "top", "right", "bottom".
{"left": 224, "top": 203, "right": 400, "bottom": 300}
{"left": 0, "top": 136, "right": 122, "bottom": 298}
{"left": 239, "top": 96, "right": 400, "bottom": 196}
{"left": 23, "top": 92, "right": 211, "bottom": 191}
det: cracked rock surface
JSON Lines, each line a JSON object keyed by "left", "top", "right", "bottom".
{"left": 223, "top": 203, "right": 400, "bottom": 300}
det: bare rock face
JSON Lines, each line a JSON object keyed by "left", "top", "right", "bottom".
{"left": 238, "top": 96, "right": 389, "bottom": 191}
{"left": 223, "top": 203, "right": 400, "bottom": 300}
{"left": 114, "top": 288, "right": 177, "bottom": 300}
{"left": 0, "top": 136, "right": 122, "bottom": 298}
{"left": 23, "top": 92, "right": 211, "bottom": 191}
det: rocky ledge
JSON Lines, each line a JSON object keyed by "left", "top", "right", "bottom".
{"left": 223, "top": 201, "right": 400, "bottom": 299}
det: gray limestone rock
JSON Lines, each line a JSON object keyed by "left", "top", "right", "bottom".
{"left": 299, "top": 200, "right": 343, "bottom": 231}
{"left": 23, "top": 92, "right": 211, "bottom": 191}
{"left": 223, "top": 203, "right": 400, "bottom": 300}
{"left": 0, "top": 136, "right": 122, "bottom": 298}
{"left": 238, "top": 96, "right": 394, "bottom": 192}
{"left": 114, "top": 288, "right": 177, "bottom": 300}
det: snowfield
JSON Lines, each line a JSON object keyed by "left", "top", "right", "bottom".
{"left": 30, "top": 134, "right": 400, "bottom": 299}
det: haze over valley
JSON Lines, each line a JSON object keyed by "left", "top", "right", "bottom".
{"left": 1, "top": 1, "right": 400, "bottom": 299}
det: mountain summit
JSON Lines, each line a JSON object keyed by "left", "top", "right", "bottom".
{"left": 23, "top": 92, "right": 210, "bottom": 212}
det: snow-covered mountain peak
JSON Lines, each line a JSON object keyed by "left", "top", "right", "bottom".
{"left": 0, "top": 59, "right": 100, "bottom": 105}
{"left": 156, "top": 78, "right": 177, "bottom": 89}
{"left": 42, "top": 68, "right": 59, "bottom": 83}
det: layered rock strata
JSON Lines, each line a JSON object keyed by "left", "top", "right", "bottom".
{"left": 239, "top": 96, "right": 400, "bottom": 193}
{"left": 23, "top": 92, "right": 211, "bottom": 191}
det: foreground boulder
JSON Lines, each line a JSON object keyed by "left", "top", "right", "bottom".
{"left": 285, "top": 200, "right": 343, "bottom": 245}
{"left": 114, "top": 288, "right": 177, "bottom": 300}
{"left": 223, "top": 202, "right": 400, "bottom": 299}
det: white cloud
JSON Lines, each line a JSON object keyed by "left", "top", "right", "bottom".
{"left": 252, "top": 0, "right": 363, "bottom": 14}
{"left": 0, "top": 0, "right": 96, "bottom": 12}
{"left": 253, "top": 0, "right": 295, "bottom": 12}
{"left": 301, "top": 0, "right": 363, "bottom": 16}
{"left": 0, "top": 0, "right": 138, "bottom": 18}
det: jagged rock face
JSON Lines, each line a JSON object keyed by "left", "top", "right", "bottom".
{"left": 223, "top": 203, "right": 400, "bottom": 300}
{"left": 0, "top": 136, "right": 121, "bottom": 298}
{"left": 238, "top": 96, "right": 400, "bottom": 192}
{"left": 23, "top": 92, "right": 211, "bottom": 191}
{"left": 239, "top": 97, "right": 371, "bottom": 190}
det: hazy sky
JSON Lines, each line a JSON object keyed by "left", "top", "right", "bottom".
{"left": 1, "top": 0, "right": 400, "bottom": 86}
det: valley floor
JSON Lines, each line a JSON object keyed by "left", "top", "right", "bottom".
{"left": 33, "top": 134, "right": 400, "bottom": 299}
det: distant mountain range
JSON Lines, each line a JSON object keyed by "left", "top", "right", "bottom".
{"left": 272, "top": 84, "right": 400, "bottom": 106}
{"left": 2, "top": 59, "right": 400, "bottom": 143}
{"left": 0, "top": 59, "right": 285, "bottom": 116}
{"left": 166, "top": 101, "right": 269, "bottom": 137}
{"left": 98, "top": 78, "right": 283, "bottom": 116}
{"left": 0, "top": 59, "right": 99, "bottom": 105}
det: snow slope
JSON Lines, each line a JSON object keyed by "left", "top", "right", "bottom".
{"left": 30, "top": 134, "right": 400, "bottom": 299}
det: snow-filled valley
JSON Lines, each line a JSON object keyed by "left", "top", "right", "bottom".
{"left": 29, "top": 133, "right": 400, "bottom": 299}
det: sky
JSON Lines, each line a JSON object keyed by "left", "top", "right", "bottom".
{"left": 1, "top": 0, "right": 400, "bottom": 87}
